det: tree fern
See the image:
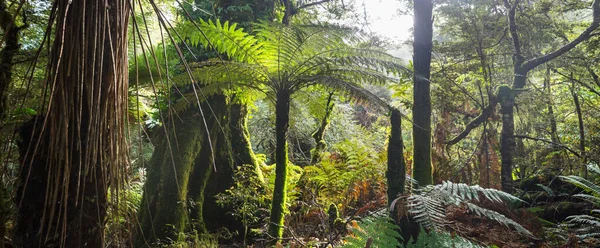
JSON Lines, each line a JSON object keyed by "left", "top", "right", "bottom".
{"left": 180, "top": 18, "right": 407, "bottom": 241}
{"left": 401, "top": 181, "right": 533, "bottom": 237}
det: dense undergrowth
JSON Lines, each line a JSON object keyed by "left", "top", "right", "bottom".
{"left": 101, "top": 131, "right": 600, "bottom": 247}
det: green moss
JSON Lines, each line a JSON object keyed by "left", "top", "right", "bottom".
{"left": 137, "top": 107, "right": 206, "bottom": 245}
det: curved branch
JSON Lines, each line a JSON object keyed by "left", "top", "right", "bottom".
{"left": 446, "top": 96, "right": 498, "bottom": 146}
{"left": 514, "top": 135, "right": 582, "bottom": 158}
{"left": 298, "top": 0, "right": 336, "bottom": 10}
{"left": 521, "top": 0, "right": 600, "bottom": 72}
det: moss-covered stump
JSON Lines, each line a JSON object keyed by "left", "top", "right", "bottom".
{"left": 136, "top": 106, "right": 206, "bottom": 245}
{"left": 136, "top": 98, "right": 261, "bottom": 246}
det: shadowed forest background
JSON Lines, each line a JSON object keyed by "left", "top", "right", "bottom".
{"left": 1, "top": 0, "right": 600, "bottom": 247}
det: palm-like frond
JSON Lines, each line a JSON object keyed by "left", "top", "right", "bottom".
{"left": 560, "top": 175, "right": 600, "bottom": 197}
{"left": 184, "top": 19, "right": 263, "bottom": 64}
{"left": 559, "top": 166, "right": 600, "bottom": 239}
{"left": 180, "top": 19, "right": 407, "bottom": 105}
{"left": 403, "top": 181, "right": 532, "bottom": 236}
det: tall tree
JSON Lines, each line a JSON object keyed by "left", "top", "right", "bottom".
{"left": 499, "top": 0, "right": 600, "bottom": 192}
{"left": 412, "top": 0, "right": 434, "bottom": 186}
{"left": 15, "top": 0, "right": 129, "bottom": 246}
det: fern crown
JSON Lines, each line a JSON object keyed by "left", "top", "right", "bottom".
{"left": 180, "top": 19, "right": 407, "bottom": 109}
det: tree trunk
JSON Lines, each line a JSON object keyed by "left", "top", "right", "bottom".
{"left": 571, "top": 83, "right": 587, "bottom": 177}
{"left": 268, "top": 90, "right": 291, "bottom": 242}
{"left": 16, "top": 0, "right": 129, "bottom": 246}
{"left": 544, "top": 68, "right": 559, "bottom": 144}
{"left": 137, "top": 96, "right": 256, "bottom": 244}
{"left": 498, "top": 85, "right": 516, "bottom": 193}
{"left": 136, "top": 107, "right": 206, "bottom": 245}
{"left": 311, "top": 92, "right": 334, "bottom": 164}
{"left": 0, "top": 1, "right": 27, "bottom": 245}
{"left": 412, "top": 0, "right": 434, "bottom": 186}
{"left": 387, "top": 109, "right": 405, "bottom": 219}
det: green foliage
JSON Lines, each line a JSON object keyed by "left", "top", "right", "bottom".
{"left": 302, "top": 138, "right": 386, "bottom": 211}
{"left": 406, "top": 227, "right": 484, "bottom": 248}
{"left": 215, "top": 164, "right": 270, "bottom": 241}
{"left": 105, "top": 182, "right": 144, "bottom": 247}
{"left": 179, "top": 19, "right": 406, "bottom": 109}
{"left": 404, "top": 181, "right": 532, "bottom": 236}
{"left": 559, "top": 164, "right": 600, "bottom": 238}
{"left": 342, "top": 211, "right": 402, "bottom": 248}
{"left": 261, "top": 162, "right": 304, "bottom": 212}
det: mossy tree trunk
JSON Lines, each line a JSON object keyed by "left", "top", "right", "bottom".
{"left": 137, "top": 106, "right": 207, "bottom": 245}
{"left": 268, "top": 90, "right": 291, "bottom": 242}
{"left": 571, "top": 82, "right": 587, "bottom": 177}
{"left": 0, "top": 1, "right": 27, "bottom": 246}
{"left": 498, "top": 84, "right": 516, "bottom": 193}
{"left": 137, "top": 95, "right": 260, "bottom": 245}
{"left": 311, "top": 92, "right": 334, "bottom": 164}
{"left": 412, "top": 0, "right": 434, "bottom": 186}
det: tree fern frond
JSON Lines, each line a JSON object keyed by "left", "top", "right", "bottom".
{"left": 306, "top": 76, "right": 391, "bottom": 110}
{"left": 342, "top": 211, "right": 402, "bottom": 248}
{"left": 182, "top": 19, "right": 264, "bottom": 64}
{"left": 587, "top": 163, "right": 600, "bottom": 175}
{"left": 565, "top": 214, "right": 600, "bottom": 227}
{"left": 401, "top": 180, "right": 533, "bottom": 238}
{"left": 560, "top": 175, "right": 600, "bottom": 197}
{"left": 407, "top": 194, "right": 447, "bottom": 231}
{"left": 430, "top": 181, "right": 525, "bottom": 204}
{"left": 465, "top": 202, "right": 533, "bottom": 236}
{"left": 406, "top": 228, "right": 484, "bottom": 248}
{"left": 573, "top": 194, "right": 600, "bottom": 205}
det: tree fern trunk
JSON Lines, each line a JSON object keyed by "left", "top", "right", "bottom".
{"left": 268, "top": 90, "right": 291, "bottom": 242}
{"left": 499, "top": 85, "right": 516, "bottom": 193}
{"left": 387, "top": 109, "right": 405, "bottom": 219}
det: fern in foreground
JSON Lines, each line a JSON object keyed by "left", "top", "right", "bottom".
{"left": 342, "top": 211, "right": 402, "bottom": 248}
{"left": 406, "top": 227, "right": 483, "bottom": 248}
{"left": 559, "top": 164, "right": 600, "bottom": 239}
{"left": 400, "top": 181, "right": 533, "bottom": 237}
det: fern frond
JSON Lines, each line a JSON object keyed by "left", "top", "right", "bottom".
{"left": 465, "top": 202, "right": 533, "bottom": 236}
{"left": 565, "top": 214, "right": 600, "bottom": 227}
{"left": 306, "top": 76, "right": 391, "bottom": 110}
{"left": 406, "top": 228, "right": 484, "bottom": 248}
{"left": 407, "top": 194, "right": 447, "bottom": 231}
{"left": 342, "top": 211, "right": 402, "bottom": 248}
{"left": 182, "top": 19, "right": 263, "bottom": 64}
{"left": 402, "top": 180, "right": 533, "bottom": 238}
{"left": 560, "top": 175, "right": 600, "bottom": 197}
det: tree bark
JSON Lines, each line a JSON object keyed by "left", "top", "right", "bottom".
{"left": 268, "top": 90, "right": 291, "bottom": 242}
{"left": 387, "top": 109, "right": 405, "bottom": 221}
{"left": 16, "top": 0, "right": 129, "bottom": 246}
{"left": 571, "top": 83, "right": 587, "bottom": 178}
{"left": 412, "top": 0, "right": 434, "bottom": 186}
{"left": 136, "top": 107, "right": 206, "bottom": 245}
